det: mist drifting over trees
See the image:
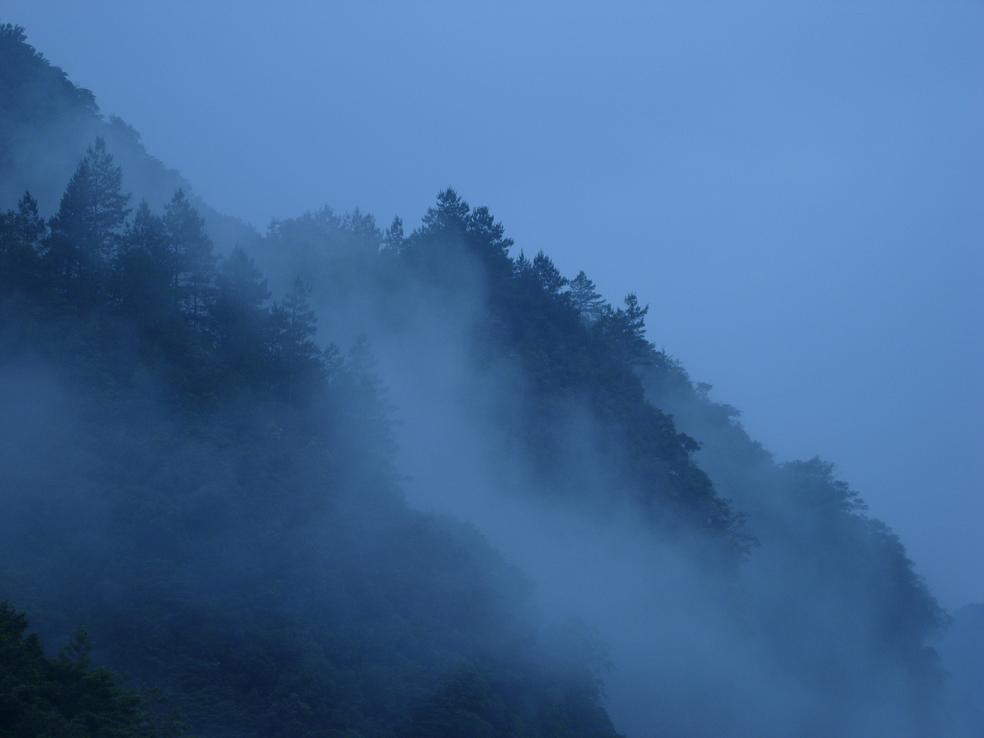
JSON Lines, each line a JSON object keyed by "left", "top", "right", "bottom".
{"left": 1, "top": 21, "right": 981, "bottom": 738}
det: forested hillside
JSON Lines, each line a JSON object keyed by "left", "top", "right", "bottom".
{"left": 0, "top": 24, "right": 254, "bottom": 250}
{"left": 0, "top": 602, "right": 185, "bottom": 737}
{"left": 0, "top": 22, "right": 970, "bottom": 738}
{"left": 0, "top": 140, "right": 621, "bottom": 736}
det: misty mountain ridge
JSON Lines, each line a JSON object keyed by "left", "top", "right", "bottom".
{"left": 0, "top": 24, "right": 256, "bottom": 250}
{"left": 1, "top": 22, "right": 979, "bottom": 738}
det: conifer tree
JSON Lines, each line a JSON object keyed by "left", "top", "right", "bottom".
{"left": 46, "top": 138, "right": 130, "bottom": 307}
{"left": 567, "top": 270, "right": 606, "bottom": 324}
{"left": 270, "top": 278, "right": 323, "bottom": 400}
{"left": 466, "top": 205, "right": 513, "bottom": 255}
{"left": 382, "top": 216, "right": 405, "bottom": 255}
{"left": 341, "top": 208, "right": 379, "bottom": 248}
{"left": 622, "top": 293, "right": 649, "bottom": 341}
{"left": 0, "top": 602, "right": 180, "bottom": 737}
{"left": 421, "top": 188, "right": 470, "bottom": 236}
{"left": 164, "top": 189, "right": 215, "bottom": 324}
{"left": 210, "top": 247, "right": 270, "bottom": 385}
{"left": 532, "top": 251, "right": 567, "bottom": 294}
{"left": 0, "top": 191, "right": 45, "bottom": 293}
{"left": 113, "top": 202, "right": 172, "bottom": 321}
{"left": 598, "top": 293, "right": 652, "bottom": 365}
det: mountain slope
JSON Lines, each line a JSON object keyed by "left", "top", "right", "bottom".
{"left": 0, "top": 145, "right": 621, "bottom": 737}
{"left": 0, "top": 22, "right": 962, "bottom": 738}
{"left": 0, "top": 23, "right": 255, "bottom": 251}
{"left": 937, "top": 604, "right": 984, "bottom": 737}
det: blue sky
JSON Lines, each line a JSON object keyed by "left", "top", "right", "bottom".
{"left": 7, "top": 0, "right": 983, "bottom": 605}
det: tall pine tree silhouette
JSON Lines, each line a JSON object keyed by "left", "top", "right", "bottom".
{"left": 46, "top": 138, "right": 129, "bottom": 309}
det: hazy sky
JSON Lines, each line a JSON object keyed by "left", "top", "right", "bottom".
{"left": 8, "top": 0, "right": 982, "bottom": 606}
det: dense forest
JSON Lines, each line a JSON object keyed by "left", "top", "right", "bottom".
{"left": 1, "top": 22, "right": 979, "bottom": 738}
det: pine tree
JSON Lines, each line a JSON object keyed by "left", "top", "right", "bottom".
{"left": 164, "top": 189, "right": 215, "bottom": 325}
{"left": 46, "top": 138, "right": 130, "bottom": 308}
{"left": 421, "top": 188, "right": 470, "bottom": 236}
{"left": 467, "top": 205, "right": 513, "bottom": 255}
{"left": 269, "top": 277, "right": 323, "bottom": 400}
{"left": 113, "top": 202, "right": 173, "bottom": 322}
{"left": 531, "top": 251, "right": 567, "bottom": 294}
{"left": 341, "top": 208, "right": 379, "bottom": 249}
{"left": 0, "top": 191, "right": 46, "bottom": 293}
{"left": 622, "top": 293, "right": 648, "bottom": 340}
{"left": 0, "top": 602, "right": 181, "bottom": 737}
{"left": 382, "top": 216, "right": 405, "bottom": 255}
{"left": 598, "top": 293, "right": 652, "bottom": 365}
{"left": 210, "top": 247, "right": 270, "bottom": 386}
{"left": 567, "top": 270, "right": 606, "bottom": 324}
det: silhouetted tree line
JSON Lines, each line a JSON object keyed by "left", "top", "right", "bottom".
{"left": 0, "top": 133, "right": 744, "bottom": 560}
{"left": 0, "top": 24, "right": 254, "bottom": 251}
{"left": 0, "top": 21, "right": 953, "bottom": 738}
{"left": 256, "top": 187, "right": 745, "bottom": 561}
{"left": 0, "top": 140, "right": 622, "bottom": 737}
{"left": 641, "top": 353, "right": 947, "bottom": 734}
{"left": 247, "top": 187, "right": 947, "bottom": 736}
{"left": 1, "top": 138, "right": 333, "bottom": 407}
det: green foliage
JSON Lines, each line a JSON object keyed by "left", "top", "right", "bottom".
{"left": 0, "top": 602, "right": 183, "bottom": 737}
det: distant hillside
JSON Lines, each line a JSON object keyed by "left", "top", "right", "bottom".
{"left": 937, "top": 604, "right": 984, "bottom": 737}
{"left": 0, "top": 23, "right": 255, "bottom": 250}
